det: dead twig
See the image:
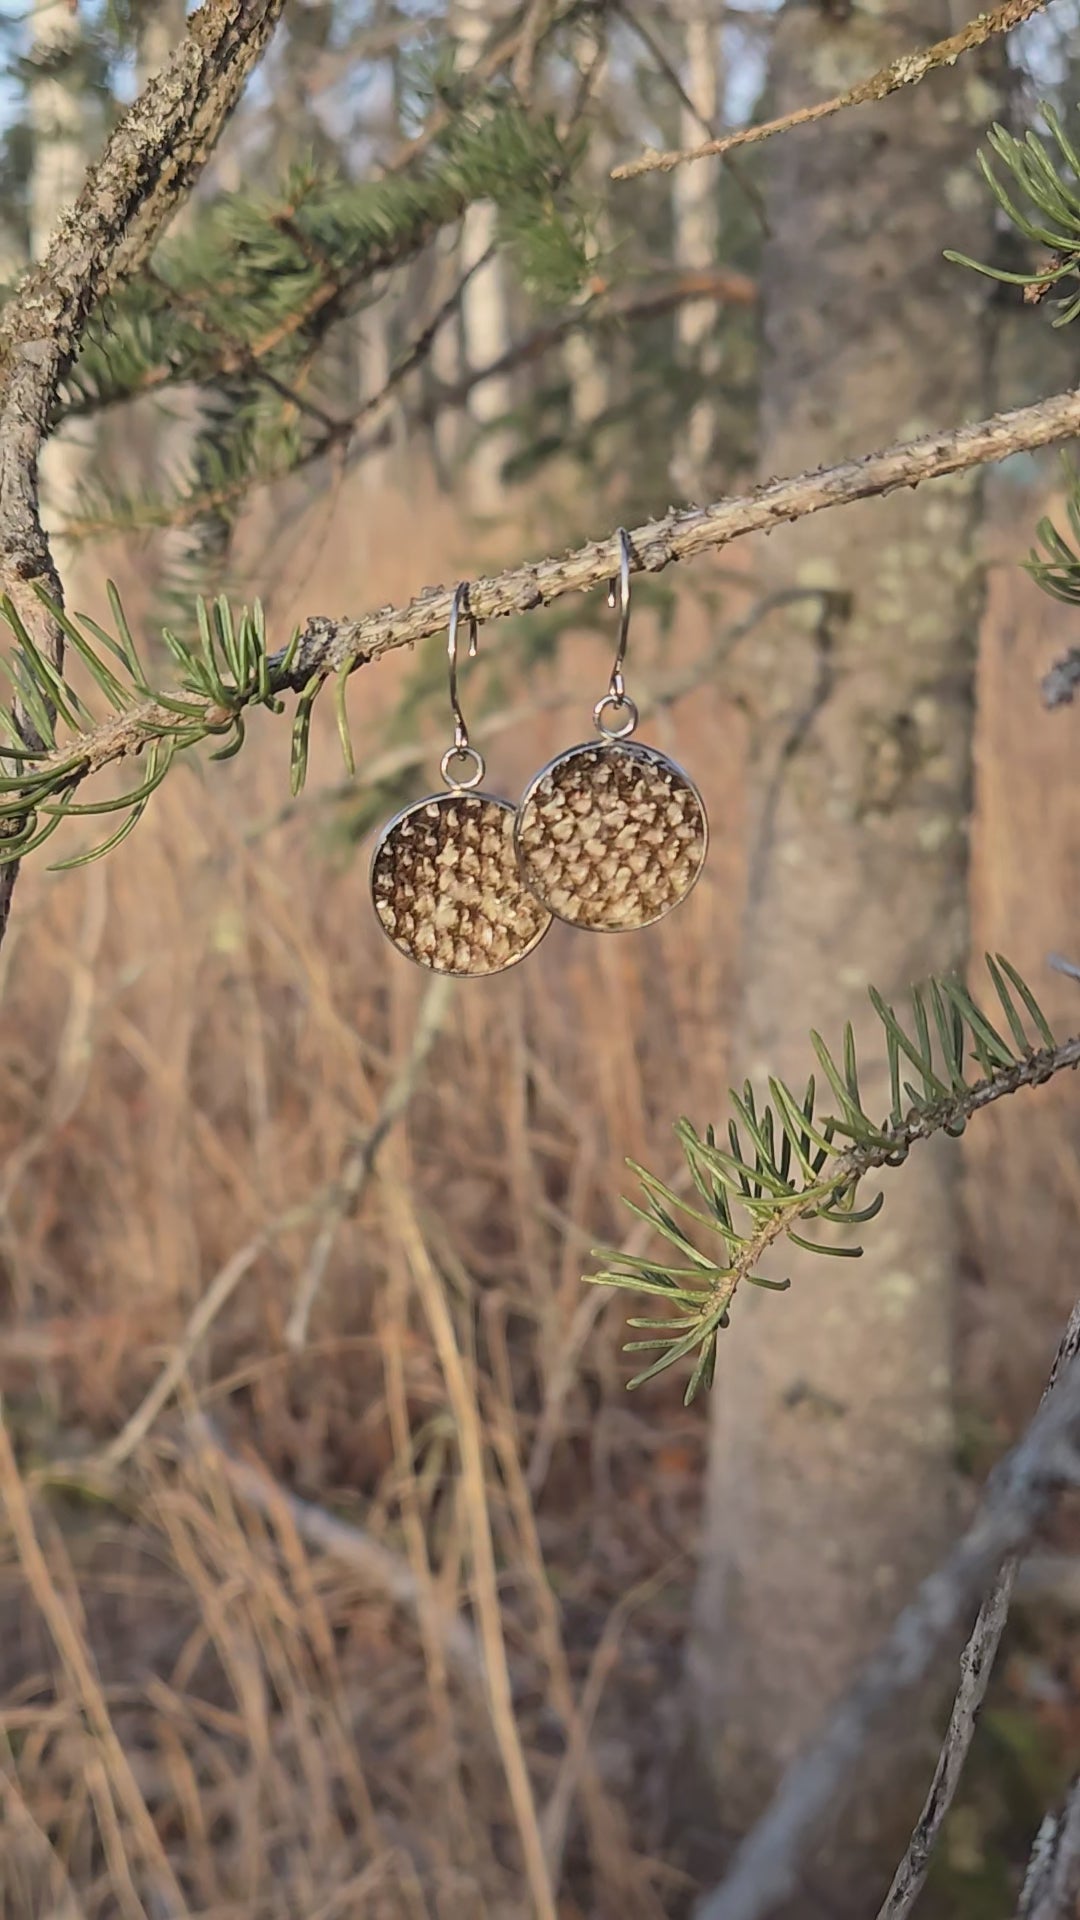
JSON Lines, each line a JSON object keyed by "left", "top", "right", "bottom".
{"left": 695, "top": 1331, "right": 1080, "bottom": 1920}
{"left": 1019, "top": 1773, "right": 1080, "bottom": 1918}
{"left": 878, "top": 1301, "right": 1080, "bottom": 1920}
{"left": 613, "top": 0, "right": 1046, "bottom": 180}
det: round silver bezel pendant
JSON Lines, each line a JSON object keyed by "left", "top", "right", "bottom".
{"left": 371, "top": 788, "right": 552, "bottom": 976}
{"left": 513, "top": 738, "right": 709, "bottom": 934}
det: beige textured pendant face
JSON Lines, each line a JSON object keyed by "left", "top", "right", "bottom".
{"left": 514, "top": 740, "right": 708, "bottom": 933}
{"left": 371, "top": 791, "right": 552, "bottom": 976}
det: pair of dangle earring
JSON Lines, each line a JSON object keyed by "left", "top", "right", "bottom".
{"left": 370, "top": 535, "right": 709, "bottom": 977}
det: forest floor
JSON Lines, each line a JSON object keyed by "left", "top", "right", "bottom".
{"left": 0, "top": 456, "right": 1078, "bottom": 1919}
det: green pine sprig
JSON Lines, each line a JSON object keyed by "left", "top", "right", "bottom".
{"left": 588, "top": 959, "right": 1080, "bottom": 1404}
{"left": 0, "top": 584, "right": 313, "bottom": 871}
{"left": 946, "top": 104, "right": 1080, "bottom": 324}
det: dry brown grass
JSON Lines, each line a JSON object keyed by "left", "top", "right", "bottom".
{"left": 0, "top": 463, "right": 743, "bottom": 1917}
{"left": 1, "top": 460, "right": 1078, "bottom": 1917}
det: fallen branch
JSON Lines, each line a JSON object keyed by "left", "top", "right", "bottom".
{"left": 695, "top": 1332, "right": 1080, "bottom": 1920}
{"left": 878, "top": 1300, "right": 1080, "bottom": 1920}
{"left": 612, "top": 0, "right": 1045, "bottom": 181}
{"left": 15, "top": 380, "right": 1080, "bottom": 818}
{"left": 34, "top": 1413, "right": 485, "bottom": 1684}
{"left": 185, "top": 1412, "right": 484, "bottom": 1680}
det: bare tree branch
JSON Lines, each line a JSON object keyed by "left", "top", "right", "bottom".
{"left": 13, "top": 380, "right": 1080, "bottom": 826}
{"left": 612, "top": 0, "right": 1046, "bottom": 181}
{"left": 0, "top": 0, "right": 286, "bottom": 944}
{"left": 694, "top": 1329, "right": 1080, "bottom": 1920}
{"left": 878, "top": 1302, "right": 1080, "bottom": 1920}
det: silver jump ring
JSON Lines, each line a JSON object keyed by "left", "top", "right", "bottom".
{"left": 440, "top": 744, "right": 486, "bottom": 790}
{"left": 593, "top": 693, "right": 639, "bottom": 741}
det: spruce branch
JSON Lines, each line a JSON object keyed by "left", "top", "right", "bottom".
{"left": 947, "top": 105, "right": 1080, "bottom": 322}
{"left": 613, "top": 0, "right": 1045, "bottom": 181}
{"left": 590, "top": 960, "right": 1080, "bottom": 1401}
{"left": 60, "top": 106, "right": 591, "bottom": 429}
{"left": 0, "top": 0, "right": 287, "bottom": 942}
{"left": 5, "top": 382, "right": 1080, "bottom": 865}
{"left": 61, "top": 267, "right": 757, "bottom": 543}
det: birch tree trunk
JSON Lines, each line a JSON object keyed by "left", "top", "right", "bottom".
{"left": 456, "top": 0, "right": 515, "bottom": 517}
{"left": 687, "top": 0, "right": 1004, "bottom": 1853}
{"left": 671, "top": 0, "right": 720, "bottom": 495}
{"left": 565, "top": 21, "right": 611, "bottom": 437}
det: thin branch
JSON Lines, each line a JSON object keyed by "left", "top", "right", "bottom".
{"left": 613, "top": 0, "right": 1046, "bottom": 181}
{"left": 878, "top": 1301, "right": 1080, "bottom": 1920}
{"left": 694, "top": 1329, "right": 1080, "bottom": 1920}
{"left": 614, "top": 0, "right": 767, "bottom": 223}
{"left": 15, "top": 379, "right": 1080, "bottom": 829}
{"left": 62, "top": 265, "right": 755, "bottom": 541}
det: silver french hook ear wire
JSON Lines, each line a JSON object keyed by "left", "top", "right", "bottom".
{"left": 442, "top": 582, "right": 485, "bottom": 790}
{"left": 605, "top": 528, "right": 632, "bottom": 705}
{"left": 595, "top": 529, "right": 639, "bottom": 739}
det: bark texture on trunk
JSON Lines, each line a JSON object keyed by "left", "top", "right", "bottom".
{"left": 688, "top": 0, "right": 1002, "bottom": 1831}
{"left": 31, "top": 0, "right": 94, "bottom": 589}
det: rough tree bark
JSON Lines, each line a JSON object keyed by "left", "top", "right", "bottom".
{"left": 688, "top": 0, "right": 1004, "bottom": 1868}
{"left": 30, "top": 0, "right": 95, "bottom": 599}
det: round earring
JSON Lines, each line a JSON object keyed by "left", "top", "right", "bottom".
{"left": 371, "top": 584, "right": 552, "bottom": 976}
{"left": 513, "top": 531, "right": 709, "bottom": 933}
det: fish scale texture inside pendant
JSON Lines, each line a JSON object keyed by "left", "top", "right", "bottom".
{"left": 515, "top": 742, "right": 707, "bottom": 932}
{"left": 372, "top": 793, "right": 551, "bottom": 975}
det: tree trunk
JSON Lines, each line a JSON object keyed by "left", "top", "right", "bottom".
{"left": 456, "top": 0, "right": 514, "bottom": 518}
{"left": 688, "top": 0, "right": 1003, "bottom": 1859}
{"left": 30, "top": 0, "right": 95, "bottom": 595}
{"left": 671, "top": 0, "right": 720, "bottom": 495}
